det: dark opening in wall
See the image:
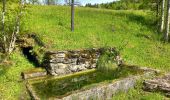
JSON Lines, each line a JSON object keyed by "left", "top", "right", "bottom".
{"left": 22, "top": 47, "right": 40, "bottom": 67}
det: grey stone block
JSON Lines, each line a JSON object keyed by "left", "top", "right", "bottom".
{"left": 143, "top": 73, "right": 170, "bottom": 97}
{"left": 43, "top": 48, "right": 121, "bottom": 76}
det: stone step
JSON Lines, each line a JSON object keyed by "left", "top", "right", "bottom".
{"left": 21, "top": 68, "right": 47, "bottom": 80}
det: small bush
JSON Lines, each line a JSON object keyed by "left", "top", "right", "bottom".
{"left": 97, "top": 48, "right": 118, "bottom": 74}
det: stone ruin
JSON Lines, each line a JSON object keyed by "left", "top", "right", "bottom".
{"left": 23, "top": 47, "right": 162, "bottom": 100}
{"left": 42, "top": 48, "right": 120, "bottom": 76}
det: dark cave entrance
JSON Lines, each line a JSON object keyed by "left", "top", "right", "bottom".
{"left": 21, "top": 46, "right": 40, "bottom": 67}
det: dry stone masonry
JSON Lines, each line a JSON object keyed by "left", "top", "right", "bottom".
{"left": 43, "top": 48, "right": 119, "bottom": 76}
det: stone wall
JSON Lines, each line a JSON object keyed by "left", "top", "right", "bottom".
{"left": 42, "top": 48, "right": 118, "bottom": 76}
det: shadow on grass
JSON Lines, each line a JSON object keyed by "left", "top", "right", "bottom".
{"left": 0, "top": 66, "right": 7, "bottom": 77}
{"left": 114, "top": 11, "right": 161, "bottom": 41}
{"left": 0, "top": 59, "right": 12, "bottom": 77}
{"left": 116, "top": 12, "right": 157, "bottom": 31}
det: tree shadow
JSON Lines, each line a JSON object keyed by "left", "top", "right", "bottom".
{"left": 115, "top": 12, "right": 157, "bottom": 32}
{"left": 115, "top": 11, "right": 160, "bottom": 41}
{"left": 0, "top": 66, "right": 7, "bottom": 77}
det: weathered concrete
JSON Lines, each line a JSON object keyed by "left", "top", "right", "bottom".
{"left": 22, "top": 68, "right": 47, "bottom": 80}
{"left": 26, "top": 66, "right": 159, "bottom": 100}
{"left": 26, "top": 83, "right": 40, "bottom": 100}
{"left": 60, "top": 77, "right": 137, "bottom": 100}
{"left": 58, "top": 67, "right": 159, "bottom": 100}
{"left": 27, "top": 76, "right": 138, "bottom": 100}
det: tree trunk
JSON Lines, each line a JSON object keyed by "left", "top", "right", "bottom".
{"left": 161, "top": 0, "right": 165, "bottom": 32}
{"left": 2, "top": 0, "right": 7, "bottom": 53}
{"left": 71, "top": 0, "right": 74, "bottom": 31}
{"left": 47, "top": 0, "right": 50, "bottom": 5}
{"left": 156, "top": 0, "right": 162, "bottom": 32}
{"left": 8, "top": 0, "right": 24, "bottom": 54}
{"left": 156, "top": 0, "right": 159, "bottom": 18}
{"left": 165, "top": 0, "right": 170, "bottom": 41}
{"left": 8, "top": 17, "right": 19, "bottom": 54}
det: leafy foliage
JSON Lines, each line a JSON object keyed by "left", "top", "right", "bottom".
{"left": 0, "top": 1, "right": 27, "bottom": 54}
{"left": 85, "top": 0, "right": 159, "bottom": 10}
{"left": 0, "top": 3, "right": 170, "bottom": 99}
{"left": 97, "top": 48, "right": 118, "bottom": 73}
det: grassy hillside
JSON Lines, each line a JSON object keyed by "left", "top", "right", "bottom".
{"left": 0, "top": 5, "right": 170, "bottom": 99}
{"left": 25, "top": 5, "right": 170, "bottom": 71}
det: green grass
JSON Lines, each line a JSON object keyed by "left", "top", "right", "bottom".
{"left": 1, "top": 5, "right": 170, "bottom": 99}
{"left": 114, "top": 89, "right": 168, "bottom": 100}
{"left": 113, "top": 81, "right": 168, "bottom": 100}
{"left": 0, "top": 51, "right": 34, "bottom": 99}
{"left": 24, "top": 5, "right": 170, "bottom": 71}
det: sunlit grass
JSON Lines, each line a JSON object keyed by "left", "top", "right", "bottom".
{"left": 24, "top": 5, "right": 170, "bottom": 71}
{"left": 0, "top": 52, "right": 33, "bottom": 99}
{"left": 1, "top": 5, "right": 170, "bottom": 99}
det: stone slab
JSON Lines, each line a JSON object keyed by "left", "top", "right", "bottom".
{"left": 143, "top": 73, "right": 170, "bottom": 97}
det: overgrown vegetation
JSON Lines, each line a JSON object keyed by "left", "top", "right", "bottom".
{"left": 0, "top": 51, "right": 33, "bottom": 99}
{"left": 1, "top": 1, "right": 170, "bottom": 99}
{"left": 85, "top": 0, "right": 158, "bottom": 10}
{"left": 97, "top": 48, "right": 119, "bottom": 73}
{"left": 31, "top": 65, "right": 143, "bottom": 99}
{"left": 0, "top": 1, "right": 26, "bottom": 55}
